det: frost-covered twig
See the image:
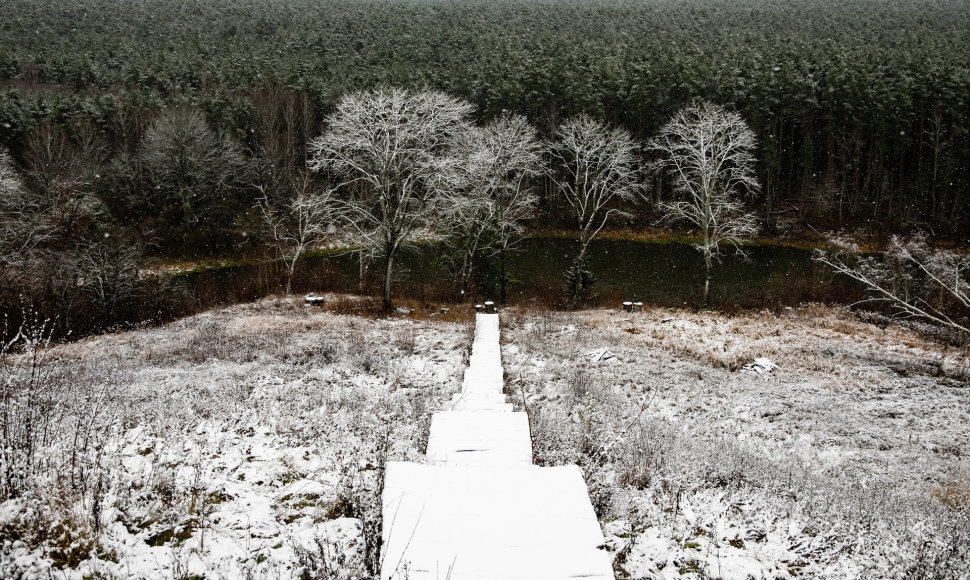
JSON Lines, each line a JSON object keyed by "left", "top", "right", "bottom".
{"left": 547, "top": 115, "right": 642, "bottom": 303}
{"left": 256, "top": 171, "right": 337, "bottom": 295}
{"left": 589, "top": 388, "right": 657, "bottom": 466}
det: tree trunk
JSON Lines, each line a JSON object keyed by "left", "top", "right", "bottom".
{"left": 286, "top": 260, "right": 296, "bottom": 296}
{"left": 931, "top": 116, "right": 940, "bottom": 221}
{"left": 358, "top": 252, "right": 368, "bottom": 295}
{"left": 703, "top": 194, "right": 712, "bottom": 310}
{"left": 382, "top": 252, "right": 394, "bottom": 312}
{"left": 103, "top": 296, "right": 115, "bottom": 329}
{"left": 568, "top": 241, "right": 591, "bottom": 305}
{"left": 459, "top": 248, "right": 471, "bottom": 298}
{"left": 500, "top": 247, "right": 507, "bottom": 306}
{"left": 703, "top": 251, "right": 712, "bottom": 309}
{"left": 765, "top": 172, "right": 773, "bottom": 226}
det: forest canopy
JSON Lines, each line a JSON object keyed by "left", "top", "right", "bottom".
{"left": 0, "top": 0, "right": 968, "bottom": 246}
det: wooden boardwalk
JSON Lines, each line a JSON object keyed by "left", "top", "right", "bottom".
{"left": 380, "top": 313, "right": 614, "bottom": 580}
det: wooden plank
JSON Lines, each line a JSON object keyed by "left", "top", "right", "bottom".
{"left": 426, "top": 411, "right": 532, "bottom": 466}
{"left": 382, "top": 463, "right": 613, "bottom": 580}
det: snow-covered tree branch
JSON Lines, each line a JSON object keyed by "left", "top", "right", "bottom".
{"left": 486, "top": 114, "right": 542, "bottom": 305}
{"left": 139, "top": 107, "right": 248, "bottom": 238}
{"left": 308, "top": 88, "right": 472, "bottom": 310}
{"left": 649, "top": 102, "right": 759, "bottom": 308}
{"left": 546, "top": 115, "right": 642, "bottom": 304}
{"left": 434, "top": 171, "right": 496, "bottom": 298}
{"left": 814, "top": 233, "right": 970, "bottom": 337}
{"left": 0, "top": 148, "right": 53, "bottom": 268}
{"left": 23, "top": 124, "right": 105, "bottom": 244}
{"left": 72, "top": 234, "right": 142, "bottom": 326}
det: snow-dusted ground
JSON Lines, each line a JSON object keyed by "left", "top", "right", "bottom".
{"left": 501, "top": 304, "right": 969, "bottom": 579}
{"left": 4, "top": 298, "right": 967, "bottom": 579}
{"left": 0, "top": 295, "right": 472, "bottom": 579}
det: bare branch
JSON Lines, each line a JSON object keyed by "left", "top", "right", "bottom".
{"left": 0, "top": 148, "right": 55, "bottom": 267}
{"left": 546, "top": 114, "right": 642, "bottom": 254}
{"left": 433, "top": 113, "right": 542, "bottom": 297}
{"left": 815, "top": 234, "right": 970, "bottom": 337}
{"left": 72, "top": 234, "right": 142, "bottom": 326}
{"left": 139, "top": 107, "right": 247, "bottom": 231}
{"left": 257, "top": 171, "right": 337, "bottom": 295}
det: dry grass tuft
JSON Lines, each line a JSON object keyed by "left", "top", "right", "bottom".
{"left": 935, "top": 481, "right": 970, "bottom": 512}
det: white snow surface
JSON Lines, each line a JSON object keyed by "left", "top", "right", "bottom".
{"left": 4, "top": 298, "right": 968, "bottom": 578}
{"left": 741, "top": 357, "right": 777, "bottom": 374}
{"left": 381, "top": 313, "right": 614, "bottom": 580}
{"left": 381, "top": 463, "right": 612, "bottom": 580}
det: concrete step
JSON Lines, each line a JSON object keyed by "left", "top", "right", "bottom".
{"left": 449, "top": 392, "right": 509, "bottom": 406}
{"left": 382, "top": 544, "right": 614, "bottom": 580}
{"left": 429, "top": 411, "right": 528, "bottom": 430}
{"left": 451, "top": 402, "right": 514, "bottom": 413}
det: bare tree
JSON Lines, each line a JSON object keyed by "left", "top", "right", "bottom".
{"left": 649, "top": 102, "right": 760, "bottom": 308}
{"left": 73, "top": 234, "right": 142, "bottom": 327}
{"left": 0, "top": 148, "right": 53, "bottom": 268}
{"left": 433, "top": 114, "right": 541, "bottom": 301}
{"left": 479, "top": 114, "right": 542, "bottom": 304}
{"left": 815, "top": 233, "right": 970, "bottom": 337}
{"left": 257, "top": 171, "right": 337, "bottom": 295}
{"left": 23, "top": 124, "right": 105, "bottom": 242}
{"left": 251, "top": 88, "right": 316, "bottom": 171}
{"left": 308, "top": 88, "right": 472, "bottom": 311}
{"left": 435, "top": 160, "right": 495, "bottom": 298}
{"left": 547, "top": 114, "right": 642, "bottom": 304}
{"left": 139, "top": 107, "right": 247, "bottom": 239}
{"left": 110, "top": 102, "right": 154, "bottom": 156}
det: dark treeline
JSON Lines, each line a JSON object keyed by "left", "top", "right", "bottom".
{"left": 0, "top": 0, "right": 968, "bottom": 246}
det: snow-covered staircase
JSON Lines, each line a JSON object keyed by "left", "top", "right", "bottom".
{"left": 380, "top": 313, "right": 614, "bottom": 580}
